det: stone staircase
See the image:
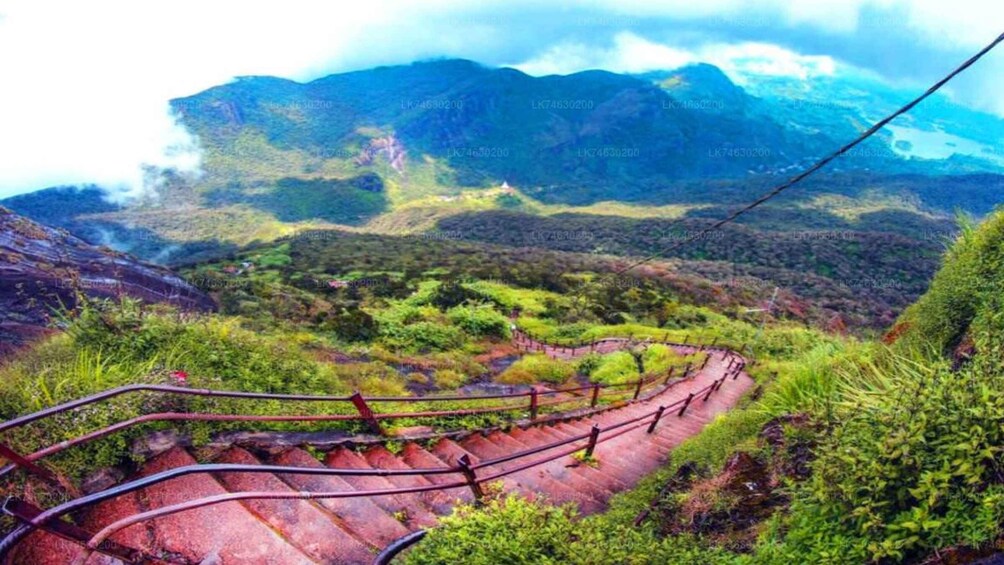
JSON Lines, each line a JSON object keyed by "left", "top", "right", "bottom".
{"left": 9, "top": 350, "right": 753, "bottom": 565}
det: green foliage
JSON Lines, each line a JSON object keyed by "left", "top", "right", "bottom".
{"left": 404, "top": 495, "right": 737, "bottom": 565}
{"left": 0, "top": 298, "right": 357, "bottom": 480}
{"left": 447, "top": 304, "right": 510, "bottom": 339}
{"left": 759, "top": 356, "right": 1004, "bottom": 563}
{"left": 379, "top": 320, "right": 466, "bottom": 352}
{"left": 403, "top": 496, "right": 579, "bottom": 565}
{"left": 433, "top": 369, "right": 467, "bottom": 390}
{"left": 326, "top": 307, "right": 379, "bottom": 342}
{"left": 589, "top": 351, "right": 640, "bottom": 385}
{"left": 498, "top": 355, "right": 575, "bottom": 385}
{"left": 894, "top": 209, "right": 1004, "bottom": 357}
{"left": 641, "top": 343, "right": 681, "bottom": 375}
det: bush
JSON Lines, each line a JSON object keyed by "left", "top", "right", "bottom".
{"left": 758, "top": 355, "right": 1004, "bottom": 563}
{"left": 447, "top": 304, "right": 510, "bottom": 339}
{"left": 403, "top": 496, "right": 578, "bottom": 565}
{"left": 641, "top": 344, "right": 680, "bottom": 375}
{"left": 404, "top": 495, "right": 737, "bottom": 565}
{"left": 589, "top": 351, "right": 640, "bottom": 385}
{"left": 380, "top": 321, "right": 466, "bottom": 352}
{"left": 433, "top": 369, "right": 467, "bottom": 390}
{"left": 498, "top": 355, "right": 575, "bottom": 385}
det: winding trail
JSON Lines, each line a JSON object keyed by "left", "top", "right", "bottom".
{"left": 11, "top": 338, "right": 754, "bottom": 565}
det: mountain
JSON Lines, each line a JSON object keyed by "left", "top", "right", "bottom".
{"left": 2, "top": 58, "right": 1002, "bottom": 277}
{"left": 0, "top": 207, "right": 215, "bottom": 356}
{"left": 171, "top": 59, "right": 902, "bottom": 205}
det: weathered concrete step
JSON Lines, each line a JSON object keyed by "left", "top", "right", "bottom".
{"left": 363, "top": 445, "right": 455, "bottom": 515}
{"left": 427, "top": 438, "right": 521, "bottom": 494}
{"left": 213, "top": 447, "right": 373, "bottom": 565}
{"left": 463, "top": 431, "right": 603, "bottom": 513}
{"left": 509, "top": 426, "right": 626, "bottom": 493}
{"left": 271, "top": 448, "right": 409, "bottom": 549}
{"left": 325, "top": 448, "right": 438, "bottom": 529}
{"left": 398, "top": 443, "right": 474, "bottom": 505}
{"left": 540, "top": 424, "right": 649, "bottom": 484}
{"left": 5, "top": 531, "right": 124, "bottom": 565}
{"left": 134, "top": 447, "right": 317, "bottom": 564}
{"left": 499, "top": 429, "right": 612, "bottom": 512}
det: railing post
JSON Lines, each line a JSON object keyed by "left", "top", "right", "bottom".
{"left": 529, "top": 387, "right": 539, "bottom": 420}
{"left": 683, "top": 362, "right": 692, "bottom": 378}
{"left": 590, "top": 384, "right": 600, "bottom": 407}
{"left": 349, "top": 391, "right": 385, "bottom": 436}
{"left": 0, "top": 442, "right": 60, "bottom": 487}
{"left": 457, "top": 454, "right": 485, "bottom": 504}
{"left": 663, "top": 366, "right": 675, "bottom": 385}
{"left": 633, "top": 378, "right": 643, "bottom": 400}
{"left": 700, "top": 355, "right": 709, "bottom": 370}
{"left": 682, "top": 334, "right": 689, "bottom": 345}
{"left": 584, "top": 424, "right": 601, "bottom": 458}
{"left": 647, "top": 406, "right": 666, "bottom": 433}
{"left": 678, "top": 393, "right": 695, "bottom": 416}
{"left": 703, "top": 381, "right": 718, "bottom": 402}
{"left": 710, "top": 337, "right": 718, "bottom": 348}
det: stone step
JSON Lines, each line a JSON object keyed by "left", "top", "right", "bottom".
{"left": 363, "top": 445, "right": 456, "bottom": 515}
{"left": 212, "top": 447, "right": 373, "bottom": 564}
{"left": 498, "top": 429, "right": 611, "bottom": 513}
{"left": 509, "top": 426, "right": 625, "bottom": 494}
{"left": 324, "top": 448, "right": 439, "bottom": 529}
{"left": 464, "top": 431, "right": 601, "bottom": 512}
{"left": 270, "top": 447, "right": 410, "bottom": 549}
{"left": 398, "top": 443, "right": 474, "bottom": 506}
{"left": 130, "top": 447, "right": 318, "bottom": 564}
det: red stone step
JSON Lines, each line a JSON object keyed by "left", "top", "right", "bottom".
{"left": 363, "top": 445, "right": 456, "bottom": 515}
{"left": 212, "top": 447, "right": 373, "bottom": 564}
{"left": 509, "top": 426, "right": 625, "bottom": 494}
{"left": 131, "top": 447, "right": 317, "bottom": 564}
{"left": 498, "top": 429, "right": 611, "bottom": 512}
{"left": 5, "top": 532, "right": 121, "bottom": 565}
{"left": 470, "top": 431, "right": 604, "bottom": 513}
{"left": 80, "top": 480, "right": 152, "bottom": 554}
{"left": 324, "top": 448, "right": 438, "bottom": 529}
{"left": 398, "top": 443, "right": 474, "bottom": 505}
{"left": 428, "top": 438, "right": 521, "bottom": 494}
{"left": 540, "top": 424, "right": 647, "bottom": 483}
{"left": 271, "top": 447, "right": 410, "bottom": 549}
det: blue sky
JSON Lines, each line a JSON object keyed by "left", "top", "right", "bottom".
{"left": 0, "top": 0, "right": 1001, "bottom": 198}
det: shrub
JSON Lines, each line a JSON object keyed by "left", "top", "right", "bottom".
{"left": 641, "top": 343, "right": 681, "bottom": 375}
{"left": 403, "top": 496, "right": 578, "bottom": 565}
{"left": 576, "top": 353, "right": 602, "bottom": 376}
{"left": 433, "top": 369, "right": 467, "bottom": 390}
{"left": 447, "top": 304, "right": 510, "bottom": 339}
{"left": 759, "top": 355, "right": 1004, "bottom": 563}
{"left": 498, "top": 355, "right": 575, "bottom": 385}
{"left": 589, "top": 351, "right": 640, "bottom": 385}
{"left": 380, "top": 321, "right": 466, "bottom": 352}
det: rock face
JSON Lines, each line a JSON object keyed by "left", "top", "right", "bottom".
{"left": 0, "top": 207, "right": 215, "bottom": 356}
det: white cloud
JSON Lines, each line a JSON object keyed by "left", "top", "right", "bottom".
{"left": 512, "top": 34, "right": 837, "bottom": 82}
{"left": 0, "top": 0, "right": 1000, "bottom": 199}
{"left": 515, "top": 34, "right": 694, "bottom": 76}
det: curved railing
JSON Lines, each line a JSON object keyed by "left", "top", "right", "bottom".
{"left": 0, "top": 359, "right": 708, "bottom": 487}
{"left": 0, "top": 353, "right": 747, "bottom": 563}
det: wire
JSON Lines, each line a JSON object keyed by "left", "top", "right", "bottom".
{"left": 603, "top": 31, "right": 1004, "bottom": 282}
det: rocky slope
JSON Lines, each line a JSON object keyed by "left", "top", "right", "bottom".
{"left": 0, "top": 207, "right": 215, "bottom": 356}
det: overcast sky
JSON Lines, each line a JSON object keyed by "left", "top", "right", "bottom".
{"left": 0, "top": 0, "right": 1002, "bottom": 198}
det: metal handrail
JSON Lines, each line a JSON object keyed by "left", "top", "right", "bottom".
{"left": 0, "top": 337, "right": 727, "bottom": 484}
{"left": 0, "top": 353, "right": 747, "bottom": 563}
